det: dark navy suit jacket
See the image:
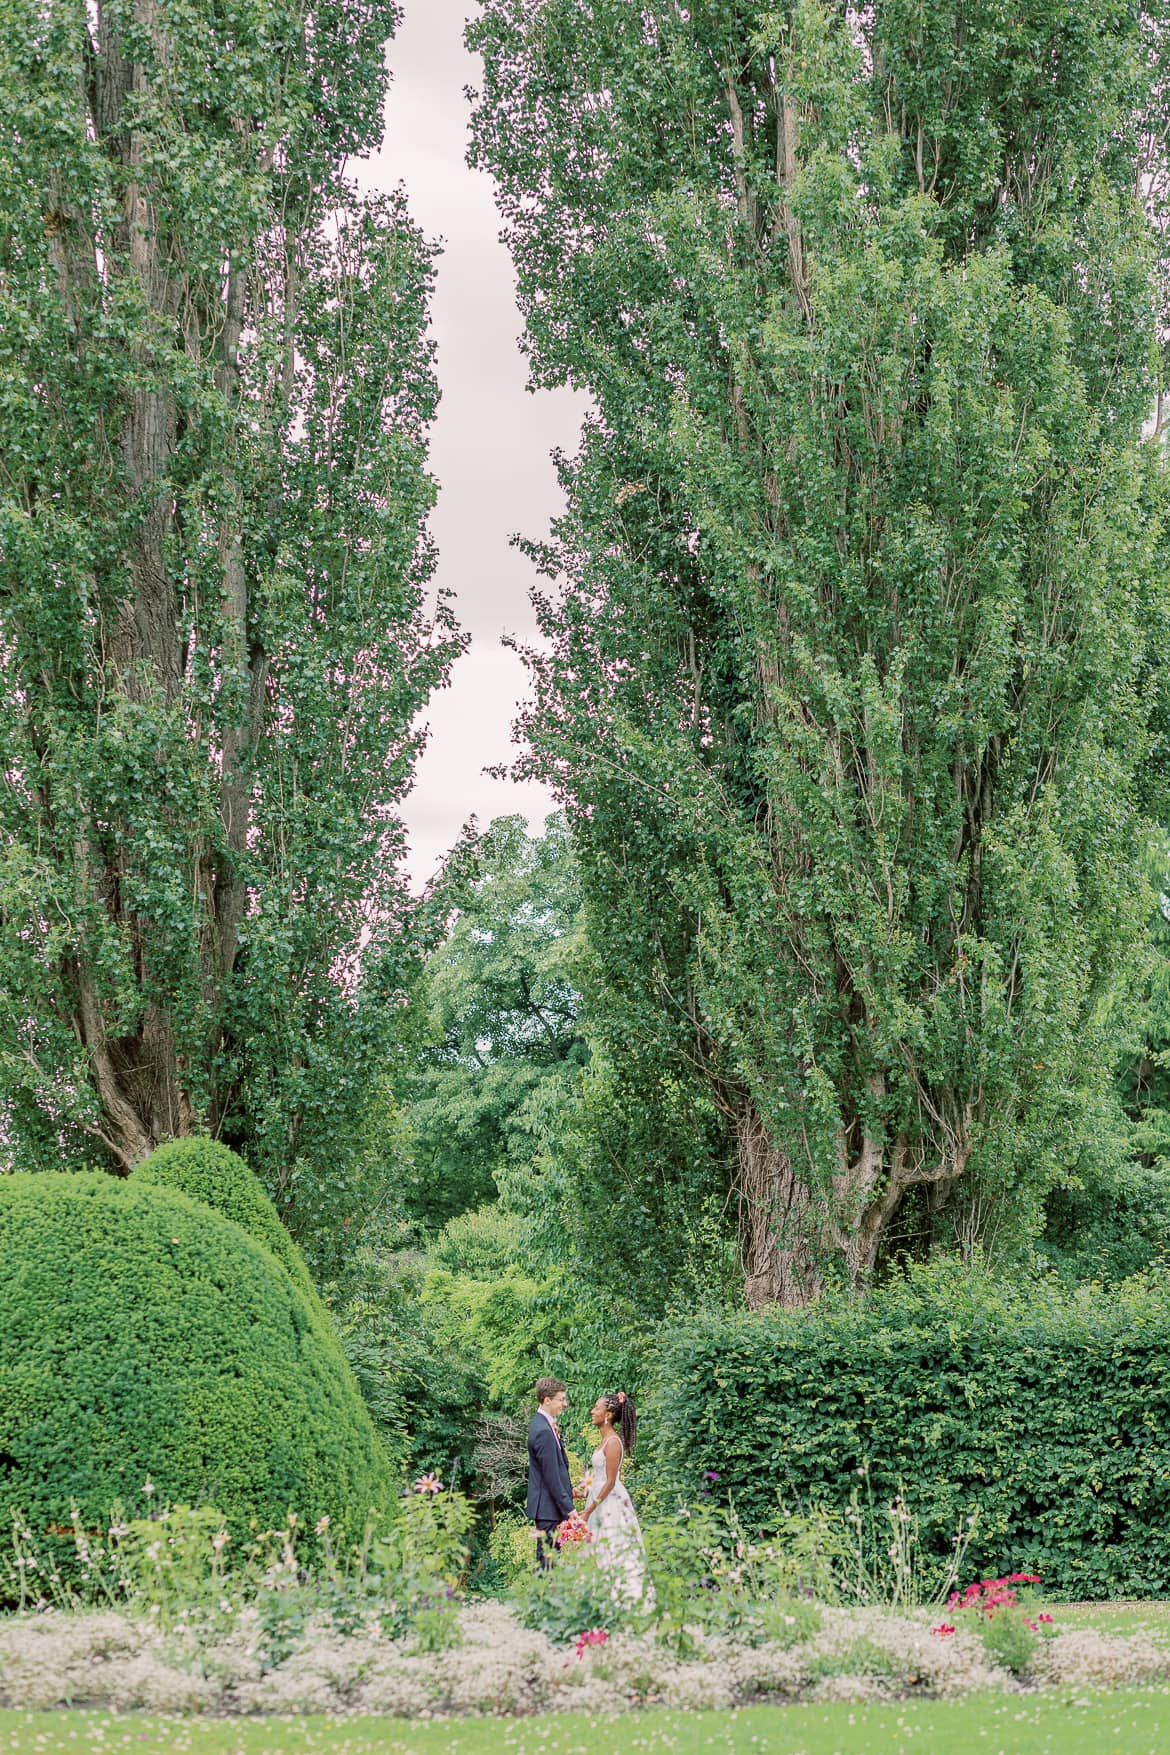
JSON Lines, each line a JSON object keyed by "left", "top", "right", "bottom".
{"left": 526, "top": 1411, "right": 574, "bottom": 1529}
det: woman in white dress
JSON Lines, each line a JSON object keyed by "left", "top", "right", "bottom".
{"left": 582, "top": 1390, "right": 650, "bottom": 1604}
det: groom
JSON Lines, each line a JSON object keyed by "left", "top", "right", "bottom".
{"left": 527, "top": 1375, "right": 574, "bottom": 1568}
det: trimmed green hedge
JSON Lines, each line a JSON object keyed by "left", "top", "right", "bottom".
{"left": 0, "top": 1173, "right": 395, "bottom": 1551}
{"left": 134, "top": 1137, "right": 314, "bottom": 1298}
{"left": 647, "top": 1266, "right": 1170, "bottom": 1599}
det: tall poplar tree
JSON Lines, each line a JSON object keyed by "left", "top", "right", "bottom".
{"left": 471, "top": 0, "right": 1170, "bottom": 1304}
{"left": 0, "top": 0, "right": 459, "bottom": 1250}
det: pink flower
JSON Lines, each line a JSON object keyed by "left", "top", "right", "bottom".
{"left": 932, "top": 1623, "right": 956, "bottom": 1638}
{"left": 574, "top": 1627, "right": 609, "bottom": 1658}
{"left": 413, "top": 1472, "right": 443, "bottom": 1496}
{"left": 949, "top": 1571, "right": 1045, "bottom": 1627}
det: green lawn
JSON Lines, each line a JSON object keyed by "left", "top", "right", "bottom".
{"left": 5, "top": 1692, "right": 1170, "bottom": 1755}
{"left": 1054, "top": 1600, "right": 1170, "bottom": 1644}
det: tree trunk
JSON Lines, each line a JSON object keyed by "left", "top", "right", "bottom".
{"left": 737, "top": 1090, "right": 973, "bottom": 1307}
{"left": 736, "top": 1101, "right": 823, "bottom": 1308}
{"left": 64, "top": 0, "right": 254, "bottom": 1166}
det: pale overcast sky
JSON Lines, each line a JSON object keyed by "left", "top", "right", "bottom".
{"left": 358, "top": 2, "right": 585, "bottom": 887}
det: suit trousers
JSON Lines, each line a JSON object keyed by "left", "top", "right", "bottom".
{"left": 535, "top": 1525, "right": 560, "bottom": 1571}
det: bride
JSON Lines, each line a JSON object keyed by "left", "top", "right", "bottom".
{"left": 582, "top": 1390, "right": 650, "bottom": 1603}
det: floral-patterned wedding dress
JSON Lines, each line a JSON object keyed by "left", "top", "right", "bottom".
{"left": 584, "top": 1440, "right": 651, "bottom": 1604}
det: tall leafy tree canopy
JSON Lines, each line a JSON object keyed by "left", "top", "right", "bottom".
{"left": 401, "top": 813, "right": 586, "bottom": 1230}
{"left": 470, "top": 0, "right": 1170, "bottom": 1304}
{"left": 0, "top": 0, "right": 460, "bottom": 1260}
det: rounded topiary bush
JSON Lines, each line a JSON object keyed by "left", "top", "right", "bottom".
{"left": 134, "top": 1137, "right": 314, "bottom": 1298}
{"left": 0, "top": 1173, "right": 395, "bottom": 1551}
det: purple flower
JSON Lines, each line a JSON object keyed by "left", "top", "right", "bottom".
{"left": 703, "top": 1470, "right": 722, "bottom": 1482}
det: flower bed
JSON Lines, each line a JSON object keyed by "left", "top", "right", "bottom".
{"left": 1, "top": 1598, "right": 1167, "bottom": 1718}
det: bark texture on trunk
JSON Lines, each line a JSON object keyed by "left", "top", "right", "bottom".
{"left": 61, "top": 1, "right": 269, "bottom": 1166}
{"left": 737, "top": 1103, "right": 823, "bottom": 1309}
{"left": 736, "top": 1091, "right": 973, "bottom": 1308}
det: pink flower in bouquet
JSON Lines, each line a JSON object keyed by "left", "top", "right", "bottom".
{"left": 556, "top": 1510, "right": 593, "bottom": 1547}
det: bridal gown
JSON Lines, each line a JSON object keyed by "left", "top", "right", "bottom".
{"left": 583, "top": 1440, "right": 651, "bottom": 1604}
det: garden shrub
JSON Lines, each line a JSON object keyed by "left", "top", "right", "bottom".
{"left": 332, "top": 1246, "right": 486, "bottom": 1482}
{"left": 419, "top": 1259, "right": 651, "bottom": 1414}
{"left": 0, "top": 1173, "right": 396, "bottom": 1562}
{"left": 647, "top": 1261, "right": 1170, "bottom": 1599}
{"left": 511, "top": 1544, "right": 634, "bottom": 1642}
{"left": 134, "top": 1137, "right": 314, "bottom": 1298}
{"left": 429, "top": 1204, "right": 527, "bottom": 1278}
{"left": 486, "top": 1508, "right": 534, "bottom": 1590}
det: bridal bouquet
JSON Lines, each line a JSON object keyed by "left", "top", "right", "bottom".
{"left": 556, "top": 1509, "right": 592, "bottom": 1547}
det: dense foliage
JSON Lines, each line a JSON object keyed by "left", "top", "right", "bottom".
{"left": 400, "top": 814, "right": 586, "bottom": 1229}
{"left": 1033, "top": 842, "right": 1170, "bottom": 1281}
{"left": 0, "top": 1173, "right": 396, "bottom": 1548}
{"left": 470, "top": 0, "right": 1170, "bottom": 1306}
{"left": 332, "top": 1197, "right": 650, "bottom": 1505}
{"left": 332, "top": 1236, "right": 487, "bottom": 1489}
{"left": 0, "top": 0, "right": 459, "bottom": 1273}
{"left": 134, "top": 1137, "right": 315, "bottom": 1298}
{"left": 647, "top": 1264, "right": 1170, "bottom": 1599}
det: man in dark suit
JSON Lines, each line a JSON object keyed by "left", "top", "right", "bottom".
{"left": 527, "top": 1374, "right": 574, "bottom": 1568}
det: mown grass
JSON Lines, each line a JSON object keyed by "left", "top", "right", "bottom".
{"left": 5, "top": 1690, "right": 1170, "bottom": 1755}
{"left": 1054, "top": 1600, "right": 1170, "bottom": 1645}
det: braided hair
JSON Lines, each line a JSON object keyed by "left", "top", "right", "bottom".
{"left": 602, "top": 1390, "right": 637, "bottom": 1455}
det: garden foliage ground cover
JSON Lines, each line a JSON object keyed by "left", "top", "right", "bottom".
{"left": 6, "top": 1466, "right": 1170, "bottom": 1719}
{"left": 3, "top": 1591, "right": 1169, "bottom": 1721}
